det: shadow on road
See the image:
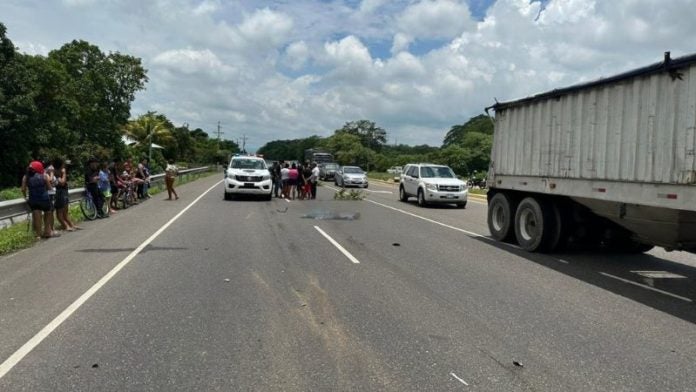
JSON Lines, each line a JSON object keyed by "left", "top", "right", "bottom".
{"left": 477, "top": 236, "right": 696, "bottom": 324}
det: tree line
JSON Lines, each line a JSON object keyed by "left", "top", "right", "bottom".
{"left": 257, "top": 116, "right": 493, "bottom": 179}
{"left": 0, "top": 23, "right": 238, "bottom": 189}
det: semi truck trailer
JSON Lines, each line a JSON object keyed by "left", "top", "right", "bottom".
{"left": 485, "top": 52, "right": 696, "bottom": 253}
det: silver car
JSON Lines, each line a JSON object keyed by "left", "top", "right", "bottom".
{"left": 335, "top": 166, "right": 368, "bottom": 188}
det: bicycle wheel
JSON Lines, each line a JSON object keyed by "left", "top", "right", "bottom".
{"left": 80, "top": 195, "right": 98, "bottom": 220}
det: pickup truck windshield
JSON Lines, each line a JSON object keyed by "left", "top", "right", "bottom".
{"left": 231, "top": 159, "right": 266, "bottom": 170}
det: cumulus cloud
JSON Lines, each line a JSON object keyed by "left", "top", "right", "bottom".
{"left": 238, "top": 8, "right": 294, "bottom": 48}
{"left": 396, "top": 0, "right": 474, "bottom": 40}
{"left": 193, "top": 0, "right": 221, "bottom": 15}
{"left": 283, "top": 41, "right": 310, "bottom": 70}
{"left": 4, "top": 0, "right": 696, "bottom": 148}
{"left": 152, "top": 48, "right": 232, "bottom": 76}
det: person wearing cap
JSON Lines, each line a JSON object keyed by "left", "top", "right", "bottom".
{"left": 20, "top": 160, "right": 54, "bottom": 238}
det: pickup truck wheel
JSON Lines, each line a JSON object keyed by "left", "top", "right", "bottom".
{"left": 488, "top": 193, "right": 514, "bottom": 242}
{"left": 514, "top": 196, "right": 556, "bottom": 252}
{"left": 417, "top": 189, "right": 427, "bottom": 207}
{"left": 399, "top": 186, "right": 408, "bottom": 202}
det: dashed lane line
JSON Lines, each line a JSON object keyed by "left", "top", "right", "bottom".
{"left": 599, "top": 272, "right": 692, "bottom": 303}
{"left": 314, "top": 226, "right": 361, "bottom": 264}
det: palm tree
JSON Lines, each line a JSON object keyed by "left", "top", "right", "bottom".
{"left": 123, "top": 112, "right": 175, "bottom": 160}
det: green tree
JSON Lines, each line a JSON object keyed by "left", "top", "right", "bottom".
{"left": 335, "top": 120, "right": 387, "bottom": 151}
{"left": 442, "top": 114, "right": 493, "bottom": 148}
{"left": 124, "top": 112, "right": 175, "bottom": 160}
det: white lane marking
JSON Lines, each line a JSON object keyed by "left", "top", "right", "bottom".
{"left": 450, "top": 372, "right": 469, "bottom": 386}
{"left": 366, "top": 199, "right": 485, "bottom": 238}
{"left": 0, "top": 180, "right": 224, "bottom": 380}
{"left": 599, "top": 272, "right": 692, "bottom": 303}
{"left": 365, "top": 189, "right": 392, "bottom": 194}
{"left": 556, "top": 259, "right": 570, "bottom": 264}
{"left": 631, "top": 271, "right": 687, "bottom": 279}
{"left": 314, "top": 226, "right": 360, "bottom": 264}
{"left": 285, "top": 198, "right": 291, "bottom": 203}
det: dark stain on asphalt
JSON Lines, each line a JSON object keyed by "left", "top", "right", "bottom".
{"left": 513, "top": 361, "right": 524, "bottom": 368}
{"left": 392, "top": 243, "right": 401, "bottom": 247}
{"left": 92, "top": 363, "right": 99, "bottom": 369}
{"left": 301, "top": 210, "right": 360, "bottom": 220}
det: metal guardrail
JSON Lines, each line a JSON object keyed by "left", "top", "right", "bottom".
{"left": 0, "top": 166, "right": 211, "bottom": 225}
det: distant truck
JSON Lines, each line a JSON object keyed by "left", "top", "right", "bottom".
{"left": 304, "top": 149, "right": 334, "bottom": 164}
{"left": 485, "top": 52, "right": 696, "bottom": 253}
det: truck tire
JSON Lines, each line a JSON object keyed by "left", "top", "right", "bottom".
{"left": 514, "top": 196, "right": 557, "bottom": 252}
{"left": 488, "top": 193, "right": 515, "bottom": 242}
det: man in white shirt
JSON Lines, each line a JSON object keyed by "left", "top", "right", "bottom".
{"left": 310, "top": 162, "right": 320, "bottom": 199}
{"left": 280, "top": 163, "right": 290, "bottom": 198}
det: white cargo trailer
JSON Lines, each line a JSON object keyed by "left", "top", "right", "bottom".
{"left": 485, "top": 52, "right": 696, "bottom": 253}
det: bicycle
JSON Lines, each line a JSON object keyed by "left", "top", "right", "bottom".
{"left": 80, "top": 189, "right": 109, "bottom": 220}
{"left": 116, "top": 181, "right": 137, "bottom": 210}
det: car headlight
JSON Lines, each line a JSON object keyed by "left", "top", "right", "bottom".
{"left": 262, "top": 175, "right": 271, "bottom": 181}
{"left": 344, "top": 175, "right": 350, "bottom": 180}
{"left": 425, "top": 183, "right": 437, "bottom": 191}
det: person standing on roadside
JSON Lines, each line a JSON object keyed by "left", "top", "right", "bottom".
{"left": 99, "top": 162, "right": 112, "bottom": 215}
{"left": 21, "top": 161, "right": 53, "bottom": 238}
{"left": 165, "top": 159, "right": 179, "bottom": 200}
{"left": 310, "top": 162, "right": 320, "bottom": 199}
{"left": 288, "top": 163, "right": 299, "bottom": 200}
{"left": 280, "top": 163, "right": 290, "bottom": 198}
{"left": 302, "top": 163, "right": 312, "bottom": 200}
{"left": 85, "top": 157, "right": 107, "bottom": 218}
{"left": 136, "top": 157, "right": 151, "bottom": 200}
{"left": 271, "top": 161, "right": 280, "bottom": 198}
{"left": 53, "top": 158, "right": 79, "bottom": 231}
{"left": 44, "top": 162, "right": 58, "bottom": 234}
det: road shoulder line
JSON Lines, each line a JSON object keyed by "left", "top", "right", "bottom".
{"left": 0, "top": 180, "right": 224, "bottom": 380}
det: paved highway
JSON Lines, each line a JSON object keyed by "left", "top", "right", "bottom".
{"left": 1, "top": 175, "right": 695, "bottom": 391}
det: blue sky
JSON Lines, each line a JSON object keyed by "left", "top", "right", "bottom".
{"left": 2, "top": 0, "right": 695, "bottom": 150}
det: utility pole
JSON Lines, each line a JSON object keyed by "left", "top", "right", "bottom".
{"left": 216, "top": 121, "right": 222, "bottom": 147}
{"left": 240, "top": 134, "right": 248, "bottom": 154}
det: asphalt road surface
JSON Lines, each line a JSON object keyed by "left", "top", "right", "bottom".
{"left": 1, "top": 175, "right": 695, "bottom": 391}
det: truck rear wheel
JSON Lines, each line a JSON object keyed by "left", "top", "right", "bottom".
{"left": 488, "top": 193, "right": 515, "bottom": 242}
{"left": 514, "top": 196, "right": 557, "bottom": 252}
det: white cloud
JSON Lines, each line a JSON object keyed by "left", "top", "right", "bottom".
{"left": 193, "top": 0, "right": 220, "bottom": 15}
{"left": 4, "top": 0, "right": 696, "bottom": 148}
{"left": 152, "top": 48, "right": 232, "bottom": 76}
{"left": 396, "top": 0, "right": 474, "bottom": 40}
{"left": 284, "top": 41, "right": 310, "bottom": 70}
{"left": 359, "top": 0, "right": 388, "bottom": 13}
{"left": 238, "top": 8, "right": 294, "bottom": 48}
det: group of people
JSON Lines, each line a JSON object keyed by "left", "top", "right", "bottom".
{"left": 270, "top": 161, "right": 319, "bottom": 200}
{"left": 20, "top": 156, "right": 180, "bottom": 240}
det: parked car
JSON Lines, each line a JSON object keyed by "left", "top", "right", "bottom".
{"left": 387, "top": 166, "right": 403, "bottom": 174}
{"left": 399, "top": 163, "right": 467, "bottom": 208}
{"left": 335, "top": 166, "right": 369, "bottom": 188}
{"left": 319, "top": 162, "right": 339, "bottom": 181}
{"left": 223, "top": 155, "right": 272, "bottom": 200}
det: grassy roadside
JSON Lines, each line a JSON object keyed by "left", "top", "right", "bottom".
{"left": 0, "top": 170, "right": 217, "bottom": 257}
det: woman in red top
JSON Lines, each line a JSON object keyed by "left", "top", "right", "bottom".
{"left": 288, "top": 163, "right": 299, "bottom": 200}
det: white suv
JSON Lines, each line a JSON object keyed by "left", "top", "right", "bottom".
{"left": 224, "top": 155, "right": 272, "bottom": 200}
{"left": 399, "top": 164, "right": 468, "bottom": 208}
